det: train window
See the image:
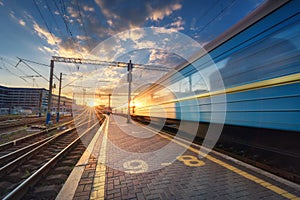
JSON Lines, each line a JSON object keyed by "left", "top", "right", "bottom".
{"left": 135, "top": 15, "right": 300, "bottom": 101}
{"left": 190, "top": 64, "right": 217, "bottom": 93}
{"left": 152, "top": 87, "right": 174, "bottom": 103}
{"left": 275, "top": 21, "right": 300, "bottom": 50}
{"left": 209, "top": 20, "right": 300, "bottom": 89}
{"left": 169, "top": 77, "right": 190, "bottom": 93}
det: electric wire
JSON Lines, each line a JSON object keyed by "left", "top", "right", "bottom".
{"left": 17, "top": 57, "right": 49, "bottom": 67}
{"left": 17, "top": 57, "right": 60, "bottom": 81}
{"left": 32, "top": 0, "right": 59, "bottom": 47}
{"left": 194, "top": 0, "right": 237, "bottom": 36}
{"left": 17, "top": 58, "right": 49, "bottom": 82}
{"left": 0, "top": 58, "right": 28, "bottom": 82}
{"left": 75, "top": 0, "right": 93, "bottom": 51}
{"left": 52, "top": 0, "right": 84, "bottom": 58}
{"left": 45, "top": 0, "right": 62, "bottom": 36}
{"left": 0, "top": 58, "right": 29, "bottom": 77}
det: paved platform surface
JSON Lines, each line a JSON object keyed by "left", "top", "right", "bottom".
{"left": 57, "top": 115, "right": 300, "bottom": 200}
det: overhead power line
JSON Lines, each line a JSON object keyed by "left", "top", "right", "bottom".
{"left": 0, "top": 58, "right": 29, "bottom": 77}
{"left": 52, "top": 56, "right": 172, "bottom": 72}
{"left": 32, "top": 0, "right": 59, "bottom": 46}
{"left": 185, "top": 0, "right": 237, "bottom": 41}
{"left": 0, "top": 58, "right": 28, "bottom": 82}
{"left": 62, "top": 76, "right": 83, "bottom": 89}
{"left": 45, "top": 0, "right": 61, "bottom": 35}
{"left": 20, "top": 75, "right": 41, "bottom": 87}
{"left": 17, "top": 57, "right": 60, "bottom": 81}
{"left": 17, "top": 57, "right": 49, "bottom": 82}
{"left": 195, "top": 0, "right": 237, "bottom": 35}
{"left": 75, "top": 0, "right": 93, "bottom": 51}
{"left": 52, "top": 0, "right": 83, "bottom": 57}
{"left": 17, "top": 57, "right": 49, "bottom": 67}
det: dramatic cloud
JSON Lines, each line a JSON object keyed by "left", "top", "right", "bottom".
{"left": 168, "top": 16, "right": 185, "bottom": 31}
{"left": 9, "top": 11, "right": 31, "bottom": 28}
{"left": 83, "top": 5, "right": 95, "bottom": 12}
{"left": 19, "top": 19, "right": 26, "bottom": 26}
{"left": 94, "top": 0, "right": 182, "bottom": 29}
{"left": 67, "top": 6, "right": 79, "bottom": 18}
{"left": 190, "top": 17, "right": 198, "bottom": 31}
{"left": 149, "top": 49, "right": 169, "bottom": 64}
{"left": 120, "top": 28, "right": 145, "bottom": 42}
{"left": 57, "top": 37, "right": 90, "bottom": 57}
{"left": 9, "top": 11, "right": 17, "bottom": 21}
{"left": 38, "top": 46, "right": 57, "bottom": 54}
{"left": 76, "top": 35, "right": 91, "bottom": 40}
{"left": 84, "top": 14, "right": 112, "bottom": 38}
{"left": 107, "top": 19, "right": 113, "bottom": 26}
{"left": 33, "top": 22, "right": 61, "bottom": 45}
{"left": 148, "top": 3, "right": 182, "bottom": 21}
{"left": 33, "top": 21, "right": 90, "bottom": 58}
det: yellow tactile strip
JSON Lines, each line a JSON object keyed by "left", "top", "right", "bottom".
{"left": 157, "top": 131, "right": 300, "bottom": 200}
{"left": 88, "top": 116, "right": 300, "bottom": 199}
{"left": 90, "top": 117, "right": 109, "bottom": 200}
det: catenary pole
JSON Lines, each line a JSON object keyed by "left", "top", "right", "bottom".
{"left": 56, "top": 72, "right": 62, "bottom": 122}
{"left": 127, "top": 60, "right": 132, "bottom": 123}
{"left": 46, "top": 60, "right": 54, "bottom": 124}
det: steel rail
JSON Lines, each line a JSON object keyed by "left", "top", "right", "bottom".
{"left": 0, "top": 117, "right": 45, "bottom": 130}
{"left": 0, "top": 118, "right": 93, "bottom": 177}
{"left": 0, "top": 120, "right": 73, "bottom": 152}
{"left": 2, "top": 118, "right": 101, "bottom": 200}
{"left": 0, "top": 108, "right": 89, "bottom": 151}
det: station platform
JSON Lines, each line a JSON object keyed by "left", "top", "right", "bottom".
{"left": 57, "top": 115, "right": 300, "bottom": 200}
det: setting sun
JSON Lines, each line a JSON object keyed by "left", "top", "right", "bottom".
{"left": 87, "top": 101, "right": 95, "bottom": 107}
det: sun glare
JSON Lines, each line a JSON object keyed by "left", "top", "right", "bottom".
{"left": 87, "top": 101, "right": 95, "bottom": 107}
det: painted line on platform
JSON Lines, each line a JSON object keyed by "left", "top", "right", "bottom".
{"left": 90, "top": 116, "right": 109, "bottom": 200}
{"left": 141, "top": 124, "right": 300, "bottom": 200}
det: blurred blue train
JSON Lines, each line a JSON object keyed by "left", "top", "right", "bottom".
{"left": 115, "top": 0, "right": 300, "bottom": 149}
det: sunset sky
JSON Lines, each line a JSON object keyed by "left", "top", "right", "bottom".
{"left": 0, "top": 0, "right": 265, "bottom": 106}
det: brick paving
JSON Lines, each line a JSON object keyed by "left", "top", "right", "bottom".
{"left": 68, "top": 115, "right": 300, "bottom": 200}
{"left": 72, "top": 126, "right": 104, "bottom": 200}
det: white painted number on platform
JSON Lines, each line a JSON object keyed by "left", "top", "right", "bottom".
{"left": 123, "top": 159, "right": 148, "bottom": 174}
{"left": 176, "top": 155, "right": 205, "bottom": 167}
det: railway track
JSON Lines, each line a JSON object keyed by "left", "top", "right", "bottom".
{"left": 0, "top": 113, "right": 77, "bottom": 135}
{"left": 0, "top": 120, "right": 74, "bottom": 168}
{"left": 0, "top": 113, "right": 89, "bottom": 154}
{"left": 0, "top": 115, "right": 37, "bottom": 122}
{"left": 0, "top": 117, "right": 46, "bottom": 131}
{"left": 0, "top": 112, "right": 104, "bottom": 200}
{"left": 0, "top": 110, "right": 90, "bottom": 145}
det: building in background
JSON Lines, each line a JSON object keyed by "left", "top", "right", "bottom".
{"left": 0, "top": 85, "right": 72, "bottom": 115}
